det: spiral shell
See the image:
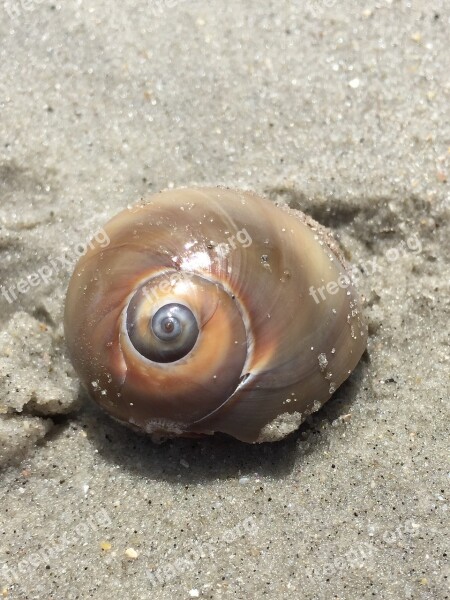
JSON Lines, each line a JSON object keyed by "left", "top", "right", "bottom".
{"left": 64, "top": 187, "right": 367, "bottom": 443}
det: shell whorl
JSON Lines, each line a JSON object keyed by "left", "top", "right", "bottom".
{"left": 64, "top": 187, "right": 367, "bottom": 442}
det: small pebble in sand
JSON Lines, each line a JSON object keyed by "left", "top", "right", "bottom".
{"left": 100, "top": 541, "right": 112, "bottom": 552}
{"left": 124, "top": 547, "right": 139, "bottom": 559}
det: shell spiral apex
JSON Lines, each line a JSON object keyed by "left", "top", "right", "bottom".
{"left": 64, "top": 187, "right": 367, "bottom": 443}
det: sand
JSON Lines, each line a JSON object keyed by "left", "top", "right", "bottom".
{"left": 0, "top": 0, "right": 449, "bottom": 598}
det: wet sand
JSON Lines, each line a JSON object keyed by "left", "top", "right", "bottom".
{"left": 0, "top": 1, "right": 448, "bottom": 598}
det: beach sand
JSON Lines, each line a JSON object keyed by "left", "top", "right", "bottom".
{"left": 0, "top": 1, "right": 448, "bottom": 598}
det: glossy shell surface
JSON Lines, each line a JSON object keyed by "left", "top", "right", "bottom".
{"left": 64, "top": 187, "right": 367, "bottom": 442}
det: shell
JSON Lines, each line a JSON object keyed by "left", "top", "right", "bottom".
{"left": 64, "top": 187, "right": 367, "bottom": 443}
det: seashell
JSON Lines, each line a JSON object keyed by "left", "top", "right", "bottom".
{"left": 64, "top": 187, "right": 367, "bottom": 443}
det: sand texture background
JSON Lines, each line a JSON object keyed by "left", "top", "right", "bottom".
{"left": 0, "top": 1, "right": 449, "bottom": 598}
